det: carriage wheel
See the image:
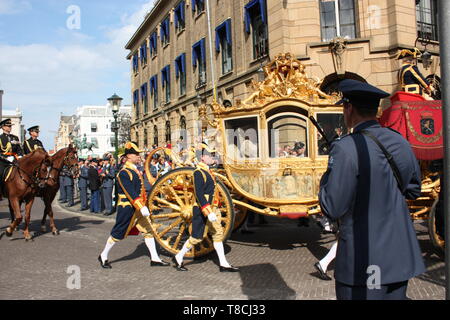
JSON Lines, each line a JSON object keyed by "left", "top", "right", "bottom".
{"left": 232, "top": 203, "right": 248, "bottom": 232}
{"left": 147, "top": 167, "right": 234, "bottom": 258}
{"left": 428, "top": 198, "right": 445, "bottom": 259}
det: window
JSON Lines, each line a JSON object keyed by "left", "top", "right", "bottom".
{"left": 225, "top": 116, "right": 259, "bottom": 160}
{"left": 192, "top": 39, "right": 206, "bottom": 86}
{"left": 175, "top": 1, "right": 186, "bottom": 33}
{"left": 192, "top": 0, "right": 205, "bottom": 15}
{"left": 319, "top": 0, "right": 357, "bottom": 42}
{"left": 139, "top": 41, "right": 148, "bottom": 66}
{"left": 161, "top": 65, "right": 171, "bottom": 103}
{"left": 90, "top": 109, "right": 96, "bottom": 116}
{"left": 245, "top": 0, "right": 269, "bottom": 59}
{"left": 91, "top": 137, "right": 98, "bottom": 148}
{"left": 175, "top": 53, "right": 186, "bottom": 96}
{"left": 132, "top": 52, "right": 139, "bottom": 73}
{"left": 149, "top": 32, "right": 158, "bottom": 57}
{"left": 165, "top": 121, "right": 172, "bottom": 144}
{"left": 110, "top": 135, "right": 115, "bottom": 147}
{"left": 154, "top": 125, "right": 159, "bottom": 146}
{"left": 316, "top": 113, "right": 347, "bottom": 155}
{"left": 216, "top": 19, "right": 233, "bottom": 74}
{"left": 416, "top": 0, "right": 438, "bottom": 41}
{"left": 141, "top": 83, "right": 148, "bottom": 114}
{"left": 150, "top": 75, "right": 158, "bottom": 109}
{"left": 91, "top": 123, "right": 97, "bottom": 133}
{"left": 160, "top": 16, "right": 170, "bottom": 46}
{"left": 133, "top": 90, "right": 140, "bottom": 117}
{"left": 268, "top": 113, "right": 308, "bottom": 158}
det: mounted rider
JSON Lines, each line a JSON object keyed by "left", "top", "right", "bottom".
{"left": 23, "top": 125, "right": 45, "bottom": 155}
{"left": 0, "top": 118, "right": 24, "bottom": 162}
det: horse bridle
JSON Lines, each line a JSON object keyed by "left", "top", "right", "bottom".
{"left": 45, "top": 148, "right": 78, "bottom": 185}
{"left": 14, "top": 157, "right": 50, "bottom": 190}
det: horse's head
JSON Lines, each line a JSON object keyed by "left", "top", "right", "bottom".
{"left": 19, "top": 149, "right": 53, "bottom": 188}
{"left": 38, "top": 153, "right": 53, "bottom": 188}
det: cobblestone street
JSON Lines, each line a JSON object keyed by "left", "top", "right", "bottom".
{"left": 0, "top": 198, "right": 445, "bottom": 300}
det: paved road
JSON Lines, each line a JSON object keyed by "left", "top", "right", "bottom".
{"left": 0, "top": 198, "right": 445, "bottom": 300}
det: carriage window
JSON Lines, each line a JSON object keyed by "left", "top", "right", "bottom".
{"left": 225, "top": 117, "right": 259, "bottom": 159}
{"left": 268, "top": 114, "right": 308, "bottom": 158}
{"left": 316, "top": 113, "right": 347, "bottom": 155}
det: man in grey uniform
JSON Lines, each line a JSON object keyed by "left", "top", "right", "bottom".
{"left": 319, "top": 79, "right": 425, "bottom": 300}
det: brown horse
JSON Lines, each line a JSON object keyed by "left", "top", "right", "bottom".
{"left": 40, "top": 145, "right": 78, "bottom": 235}
{"left": 1, "top": 148, "right": 52, "bottom": 241}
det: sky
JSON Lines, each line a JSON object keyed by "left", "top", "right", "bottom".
{"left": 0, "top": 0, "right": 157, "bottom": 148}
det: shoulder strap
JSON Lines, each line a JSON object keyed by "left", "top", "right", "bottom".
{"left": 360, "top": 130, "right": 405, "bottom": 195}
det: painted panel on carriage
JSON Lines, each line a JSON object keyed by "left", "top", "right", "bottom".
{"left": 230, "top": 171, "right": 322, "bottom": 200}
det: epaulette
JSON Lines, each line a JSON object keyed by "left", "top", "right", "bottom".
{"left": 119, "top": 167, "right": 133, "bottom": 181}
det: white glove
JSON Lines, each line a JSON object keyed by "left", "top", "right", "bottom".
{"left": 207, "top": 212, "right": 217, "bottom": 222}
{"left": 6, "top": 156, "right": 15, "bottom": 162}
{"left": 141, "top": 206, "right": 151, "bottom": 217}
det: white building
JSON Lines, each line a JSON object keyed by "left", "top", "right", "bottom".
{"left": 2, "top": 108, "right": 24, "bottom": 142}
{"left": 72, "top": 104, "right": 132, "bottom": 158}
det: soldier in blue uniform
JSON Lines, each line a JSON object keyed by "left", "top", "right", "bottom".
{"left": 23, "top": 126, "right": 45, "bottom": 155}
{"left": 397, "top": 48, "right": 431, "bottom": 96}
{"left": 319, "top": 79, "right": 425, "bottom": 300}
{"left": 78, "top": 160, "right": 89, "bottom": 211}
{"left": 101, "top": 157, "right": 116, "bottom": 216}
{"left": 172, "top": 145, "right": 239, "bottom": 272}
{"left": 61, "top": 165, "right": 75, "bottom": 207}
{"left": 98, "top": 142, "right": 169, "bottom": 269}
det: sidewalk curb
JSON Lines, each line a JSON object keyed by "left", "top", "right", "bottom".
{"left": 54, "top": 195, "right": 116, "bottom": 222}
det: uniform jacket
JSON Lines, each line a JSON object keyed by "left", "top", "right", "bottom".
{"left": 193, "top": 163, "right": 218, "bottom": 214}
{"left": 116, "top": 161, "right": 146, "bottom": 211}
{"left": 398, "top": 63, "right": 430, "bottom": 94}
{"left": 78, "top": 166, "right": 89, "bottom": 188}
{"left": 23, "top": 137, "right": 45, "bottom": 155}
{"left": 61, "top": 166, "right": 74, "bottom": 186}
{"left": 101, "top": 164, "right": 116, "bottom": 188}
{"left": 319, "top": 120, "right": 425, "bottom": 286}
{"left": 0, "top": 133, "right": 23, "bottom": 157}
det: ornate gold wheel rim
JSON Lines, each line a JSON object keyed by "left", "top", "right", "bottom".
{"left": 148, "top": 168, "right": 234, "bottom": 258}
{"left": 429, "top": 199, "right": 445, "bottom": 251}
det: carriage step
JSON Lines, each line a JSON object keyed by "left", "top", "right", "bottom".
{"left": 279, "top": 205, "right": 308, "bottom": 219}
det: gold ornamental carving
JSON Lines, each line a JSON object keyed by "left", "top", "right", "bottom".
{"left": 201, "top": 53, "right": 340, "bottom": 118}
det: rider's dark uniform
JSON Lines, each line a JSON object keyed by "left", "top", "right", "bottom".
{"left": 23, "top": 126, "right": 45, "bottom": 155}
{"left": 0, "top": 121, "right": 23, "bottom": 160}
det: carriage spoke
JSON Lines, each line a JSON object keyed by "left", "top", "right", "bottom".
{"left": 173, "top": 223, "right": 186, "bottom": 250}
{"left": 167, "top": 185, "right": 186, "bottom": 207}
{"left": 155, "top": 197, "right": 181, "bottom": 211}
{"left": 152, "top": 212, "right": 181, "bottom": 219}
{"left": 158, "top": 218, "right": 183, "bottom": 238}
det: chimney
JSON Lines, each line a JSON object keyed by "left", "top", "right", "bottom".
{"left": 0, "top": 89, "right": 3, "bottom": 120}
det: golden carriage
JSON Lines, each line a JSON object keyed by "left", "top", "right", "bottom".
{"left": 143, "top": 53, "right": 443, "bottom": 258}
{"left": 144, "top": 53, "right": 345, "bottom": 257}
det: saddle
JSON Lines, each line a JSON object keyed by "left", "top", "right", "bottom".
{"left": 0, "top": 157, "right": 14, "bottom": 183}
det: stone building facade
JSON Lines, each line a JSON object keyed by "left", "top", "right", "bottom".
{"left": 54, "top": 115, "right": 75, "bottom": 152}
{"left": 126, "top": 0, "right": 440, "bottom": 149}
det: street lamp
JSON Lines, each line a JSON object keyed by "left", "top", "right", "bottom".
{"left": 108, "top": 93, "right": 123, "bottom": 163}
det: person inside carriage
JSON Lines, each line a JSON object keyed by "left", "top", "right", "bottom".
{"left": 397, "top": 48, "right": 433, "bottom": 98}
